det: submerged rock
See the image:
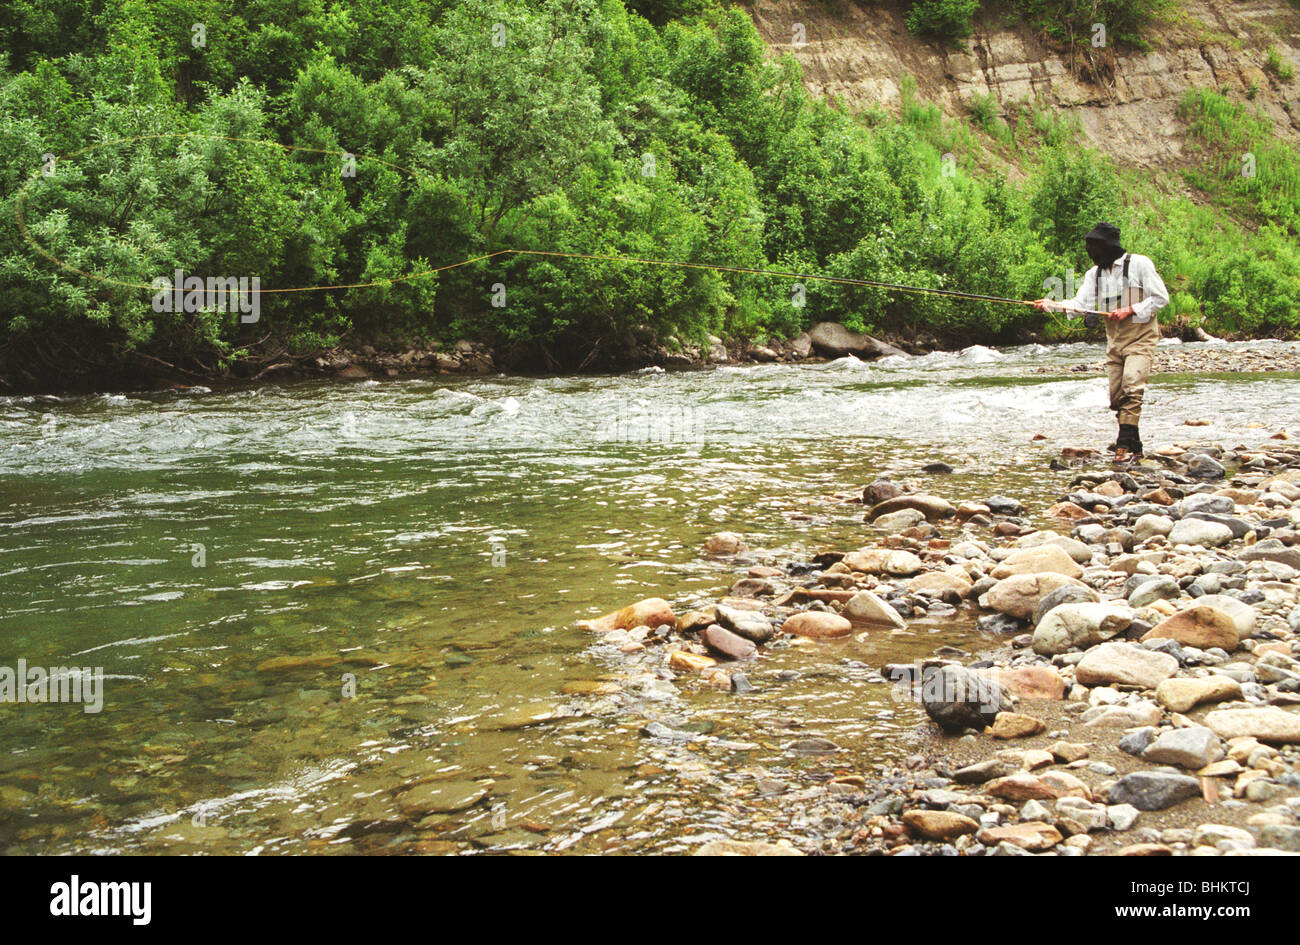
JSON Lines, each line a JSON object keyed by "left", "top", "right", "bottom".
{"left": 694, "top": 839, "right": 804, "bottom": 856}
{"left": 864, "top": 494, "right": 956, "bottom": 523}
{"left": 701, "top": 624, "right": 757, "bottom": 660}
{"left": 577, "top": 597, "right": 675, "bottom": 633}
{"left": 396, "top": 780, "right": 490, "bottom": 817}
{"left": 844, "top": 590, "right": 907, "bottom": 629}
{"left": 714, "top": 604, "right": 775, "bottom": 644}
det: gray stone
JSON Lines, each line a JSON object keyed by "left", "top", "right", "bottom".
{"left": 1186, "top": 454, "right": 1226, "bottom": 480}
{"left": 921, "top": 664, "right": 1009, "bottom": 732}
{"left": 1179, "top": 493, "right": 1235, "bottom": 517}
{"left": 1133, "top": 514, "right": 1174, "bottom": 542}
{"left": 807, "top": 321, "right": 905, "bottom": 359}
{"left": 1168, "top": 518, "right": 1234, "bottom": 548}
{"left": 953, "top": 759, "right": 1014, "bottom": 784}
{"left": 1031, "top": 603, "right": 1134, "bottom": 655}
{"left": 701, "top": 624, "right": 758, "bottom": 661}
{"left": 1032, "top": 583, "right": 1101, "bottom": 626}
{"left": 1238, "top": 540, "right": 1300, "bottom": 570}
{"left": 1128, "top": 575, "right": 1180, "bottom": 608}
{"left": 985, "top": 495, "right": 1023, "bottom": 515}
{"left": 1260, "top": 825, "right": 1300, "bottom": 852}
{"left": 1107, "top": 803, "right": 1141, "bottom": 830}
{"left": 1183, "top": 512, "right": 1254, "bottom": 539}
{"left": 845, "top": 590, "right": 908, "bottom": 629}
{"left": 1107, "top": 771, "right": 1202, "bottom": 811}
{"left": 714, "top": 605, "right": 775, "bottom": 644}
{"left": 1141, "top": 726, "right": 1224, "bottom": 769}
{"left": 1075, "top": 642, "right": 1179, "bottom": 689}
{"left": 1119, "top": 727, "right": 1158, "bottom": 757}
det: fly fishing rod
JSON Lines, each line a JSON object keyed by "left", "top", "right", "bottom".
{"left": 433, "top": 249, "right": 1113, "bottom": 317}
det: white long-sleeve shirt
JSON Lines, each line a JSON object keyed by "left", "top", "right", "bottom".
{"left": 1062, "top": 253, "right": 1170, "bottom": 323}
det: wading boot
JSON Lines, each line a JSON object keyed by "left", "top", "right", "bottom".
{"left": 1113, "top": 423, "right": 1143, "bottom": 465}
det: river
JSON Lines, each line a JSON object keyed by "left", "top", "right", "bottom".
{"left": 3, "top": 339, "right": 1299, "bottom": 853}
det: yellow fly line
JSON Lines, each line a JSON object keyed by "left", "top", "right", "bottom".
{"left": 14, "top": 132, "right": 1094, "bottom": 329}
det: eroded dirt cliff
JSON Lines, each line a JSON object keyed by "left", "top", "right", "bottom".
{"left": 746, "top": 0, "right": 1300, "bottom": 168}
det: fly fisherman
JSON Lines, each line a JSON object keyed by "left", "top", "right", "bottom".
{"left": 1033, "top": 222, "right": 1170, "bottom": 461}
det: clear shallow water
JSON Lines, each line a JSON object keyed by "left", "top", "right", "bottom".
{"left": 2, "top": 340, "right": 1298, "bottom": 854}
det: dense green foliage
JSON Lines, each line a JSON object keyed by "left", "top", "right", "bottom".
{"left": 905, "top": 0, "right": 980, "bottom": 43}
{"left": 0, "top": 0, "right": 1296, "bottom": 388}
{"left": 901, "top": 0, "right": 1172, "bottom": 49}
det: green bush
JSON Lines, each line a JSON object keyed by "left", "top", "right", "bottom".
{"left": 1196, "top": 244, "right": 1300, "bottom": 334}
{"left": 1025, "top": 146, "right": 1121, "bottom": 258}
{"left": 904, "top": 0, "right": 980, "bottom": 45}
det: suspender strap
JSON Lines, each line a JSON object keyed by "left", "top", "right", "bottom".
{"left": 1096, "top": 253, "right": 1142, "bottom": 310}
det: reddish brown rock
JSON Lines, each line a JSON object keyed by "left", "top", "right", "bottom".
{"left": 578, "top": 597, "right": 676, "bottom": 632}
{"left": 703, "top": 532, "right": 746, "bottom": 555}
{"left": 1143, "top": 606, "right": 1241, "bottom": 651}
{"left": 1118, "top": 843, "right": 1174, "bottom": 856}
{"left": 1040, "top": 770, "right": 1092, "bottom": 800}
{"left": 902, "top": 810, "right": 980, "bottom": 841}
{"left": 979, "top": 822, "right": 1062, "bottom": 852}
{"left": 701, "top": 624, "right": 758, "bottom": 661}
{"left": 985, "top": 773, "right": 1059, "bottom": 801}
{"left": 990, "top": 545, "right": 1084, "bottom": 580}
{"left": 985, "top": 572, "right": 1088, "bottom": 620}
{"left": 978, "top": 665, "right": 1067, "bottom": 701}
{"left": 668, "top": 651, "right": 716, "bottom": 673}
{"left": 989, "top": 712, "right": 1047, "bottom": 739}
{"left": 780, "top": 612, "right": 853, "bottom": 639}
{"left": 1047, "top": 501, "right": 1091, "bottom": 521}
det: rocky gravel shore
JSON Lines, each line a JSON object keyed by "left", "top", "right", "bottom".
{"left": 1036, "top": 342, "right": 1300, "bottom": 378}
{"left": 305, "top": 321, "right": 908, "bottom": 381}
{"left": 308, "top": 333, "right": 1300, "bottom": 385}
{"left": 576, "top": 437, "right": 1300, "bottom": 855}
